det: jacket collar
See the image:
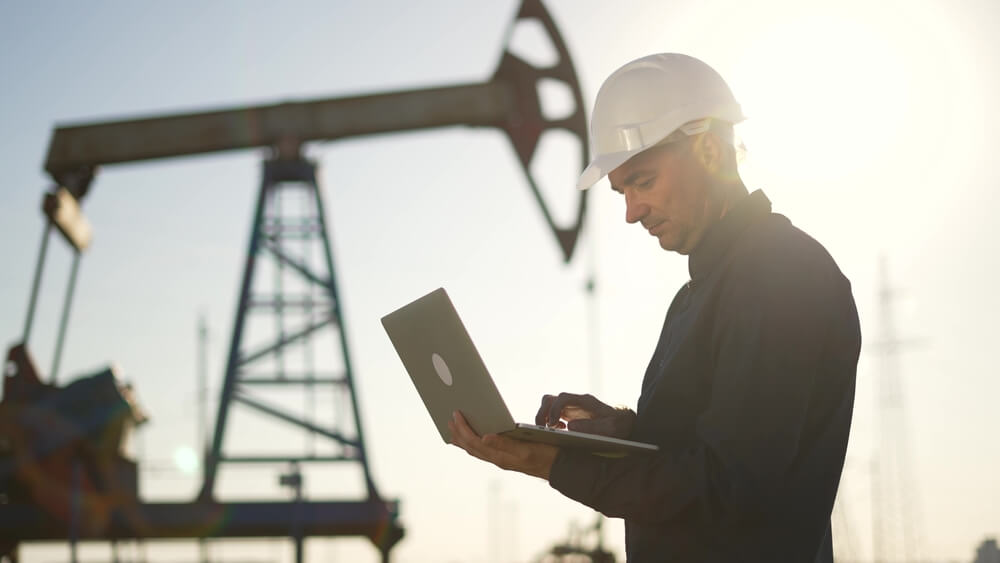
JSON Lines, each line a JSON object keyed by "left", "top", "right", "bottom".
{"left": 688, "top": 189, "right": 771, "bottom": 282}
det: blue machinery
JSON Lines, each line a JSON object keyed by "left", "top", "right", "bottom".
{"left": 0, "top": 1, "right": 588, "bottom": 561}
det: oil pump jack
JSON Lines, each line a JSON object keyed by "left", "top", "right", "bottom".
{"left": 0, "top": 1, "right": 588, "bottom": 561}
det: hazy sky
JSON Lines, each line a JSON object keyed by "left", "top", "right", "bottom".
{"left": 1, "top": 1, "right": 998, "bottom": 562}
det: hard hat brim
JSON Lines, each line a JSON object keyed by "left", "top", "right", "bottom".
{"left": 577, "top": 115, "right": 743, "bottom": 190}
{"left": 576, "top": 149, "right": 641, "bottom": 191}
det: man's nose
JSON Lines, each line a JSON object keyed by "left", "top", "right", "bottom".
{"left": 624, "top": 191, "right": 647, "bottom": 224}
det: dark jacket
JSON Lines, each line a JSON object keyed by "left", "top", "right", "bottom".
{"left": 549, "top": 190, "right": 861, "bottom": 562}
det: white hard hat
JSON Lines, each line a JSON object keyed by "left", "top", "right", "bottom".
{"left": 577, "top": 53, "right": 745, "bottom": 190}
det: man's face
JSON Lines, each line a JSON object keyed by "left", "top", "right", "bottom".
{"left": 608, "top": 137, "right": 719, "bottom": 255}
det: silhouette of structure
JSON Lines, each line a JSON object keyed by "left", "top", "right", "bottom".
{"left": 974, "top": 538, "right": 1000, "bottom": 563}
{"left": 536, "top": 516, "right": 616, "bottom": 563}
{"left": 870, "top": 256, "right": 923, "bottom": 563}
{"left": 0, "top": 1, "right": 588, "bottom": 561}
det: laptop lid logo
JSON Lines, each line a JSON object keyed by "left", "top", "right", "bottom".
{"left": 431, "top": 353, "right": 453, "bottom": 386}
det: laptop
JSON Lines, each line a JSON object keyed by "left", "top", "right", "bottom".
{"left": 380, "top": 288, "right": 658, "bottom": 455}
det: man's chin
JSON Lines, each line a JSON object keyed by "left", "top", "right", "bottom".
{"left": 658, "top": 236, "right": 688, "bottom": 255}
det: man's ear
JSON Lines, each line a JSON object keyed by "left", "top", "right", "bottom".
{"left": 694, "top": 132, "right": 722, "bottom": 174}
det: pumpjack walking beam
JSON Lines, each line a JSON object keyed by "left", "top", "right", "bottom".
{"left": 44, "top": 0, "right": 588, "bottom": 262}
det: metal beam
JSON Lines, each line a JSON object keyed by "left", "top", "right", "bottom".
{"left": 42, "top": 188, "right": 92, "bottom": 252}
{"left": 261, "top": 236, "right": 332, "bottom": 290}
{"left": 238, "top": 315, "right": 333, "bottom": 366}
{"left": 45, "top": 82, "right": 509, "bottom": 184}
{"left": 233, "top": 391, "right": 358, "bottom": 449}
{"left": 239, "top": 376, "right": 347, "bottom": 385}
{"left": 221, "top": 455, "right": 354, "bottom": 463}
{"left": 0, "top": 500, "right": 403, "bottom": 544}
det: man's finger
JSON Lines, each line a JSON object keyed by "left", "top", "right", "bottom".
{"left": 562, "top": 404, "right": 597, "bottom": 422}
{"left": 535, "top": 394, "right": 556, "bottom": 425}
{"left": 449, "top": 412, "right": 496, "bottom": 462}
{"left": 548, "top": 392, "right": 585, "bottom": 427}
{"left": 566, "top": 408, "right": 634, "bottom": 439}
{"left": 451, "top": 412, "right": 520, "bottom": 468}
{"left": 449, "top": 411, "right": 480, "bottom": 447}
{"left": 449, "top": 411, "right": 559, "bottom": 479}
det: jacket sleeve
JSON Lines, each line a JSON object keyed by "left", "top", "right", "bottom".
{"left": 549, "top": 237, "right": 848, "bottom": 526}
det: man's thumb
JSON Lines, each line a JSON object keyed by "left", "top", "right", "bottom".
{"left": 566, "top": 419, "right": 597, "bottom": 434}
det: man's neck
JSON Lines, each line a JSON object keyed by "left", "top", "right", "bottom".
{"left": 715, "top": 179, "right": 749, "bottom": 219}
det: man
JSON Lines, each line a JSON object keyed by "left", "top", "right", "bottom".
{"left": 449, "top": 53, "right": 860, "bottom": 562}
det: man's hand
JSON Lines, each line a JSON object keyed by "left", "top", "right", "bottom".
{"left": 448, "top": 411, "right": 558, "bottom": 480}
{"left": 535, "top": 393, "right": 636, "bottom": 439}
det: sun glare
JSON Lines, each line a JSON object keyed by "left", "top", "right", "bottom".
{"left": 730, "top": 12, "right": 911, "bottom": 186}
{"left": 173, "top": 445, "right": 200, "bottom": 475}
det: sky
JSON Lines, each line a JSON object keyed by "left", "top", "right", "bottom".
{"left": 1, "top": 1, "right": 999, "bottom": 562}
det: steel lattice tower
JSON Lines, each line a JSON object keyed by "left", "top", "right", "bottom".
{"left": 202, "top": 156, "right": 378, "bottom": 496}
{"left": 870, "top": 256, "right": 923, "bottom": 563}
{"left": 198, "top": 156, "right": 396, "bottom": 559}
